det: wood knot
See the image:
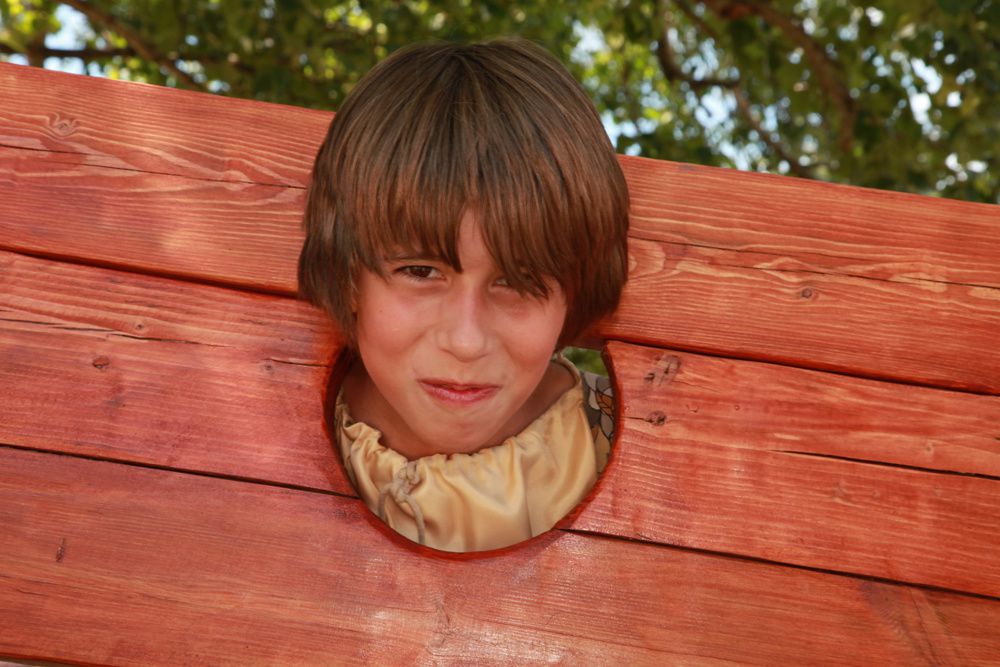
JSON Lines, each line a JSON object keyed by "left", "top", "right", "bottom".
{"left": 799, "top": 287, "right": 816, "bottom": 299}
{"left": 645, "top": 411, "right": 667, "bottom": 426}
{"left": 92, "top": 355, "right": 111, "bottom": 370}
{"left": 645, "top": 355, "right": 681, "bottom": 386}
{"left": 48, "top": 113, "right": 79, "bottom": 137}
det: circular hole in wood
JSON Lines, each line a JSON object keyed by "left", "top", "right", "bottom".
{"left": 321, "top": 344, "right": 618, "bottom": 554}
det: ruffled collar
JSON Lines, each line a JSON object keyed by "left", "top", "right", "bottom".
{"left": 335, "top": 356, "right": 601, "bottom": 552}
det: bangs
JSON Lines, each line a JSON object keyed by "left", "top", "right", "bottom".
{"left": 328, "top": 41, "right": 604, "bottom": 299}
{"left": 300, "top": 38, "right": 630, "bottom": 345}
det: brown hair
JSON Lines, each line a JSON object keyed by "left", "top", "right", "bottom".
{"left": 298, "top": 38, "right": 629, "bottom": 345}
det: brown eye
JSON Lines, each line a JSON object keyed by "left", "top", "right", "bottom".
{"left": 398, "top": 265, "right": 439, "bottom": 280}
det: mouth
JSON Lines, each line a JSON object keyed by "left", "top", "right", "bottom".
{"left": 419, "top": 379, "right": 499, "bottom": 405}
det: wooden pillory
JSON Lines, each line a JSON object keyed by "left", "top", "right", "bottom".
{"left": 2, "top": 61, "right": 999, "bottom": 664}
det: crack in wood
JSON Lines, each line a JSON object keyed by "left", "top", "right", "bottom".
{"left": 0, "top": 316, "right": 55, "bottom": 327}
{"left": 107, "top": 331, "right": 227, "bottom": 347}
{"left": 266, "top": 357, "right": 329, "bottom": 368}
{"left": 0, "top": 141, "right": 88, "bottom": 157}
{"left": 561, "top": 526, "right": 1000, "bottom": 603}
{"left": 53, "top": 325, "right": 115, "bottom": 333}
{"left": 773, "top": 449, "right": 1000, "bottom": 482}
{"left": 0, "top": 316, "right": 229, "bottom": 347}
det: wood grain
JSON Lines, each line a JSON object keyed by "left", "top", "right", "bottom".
{"left": 0, "top": 147, "right": 304, "bottom": 293}
{"left": 3, "top": 446, "right": 999, "bottom": 666}
{"left": 0, "top": 61, "right": 328, "bottom": 186}
{"left": 599, "top": 338, "right": 1000, "bottom": 477}
{"left": 622, "top": 157, "right": 1000, "bottom": 290}
{"left": 2, "top": 61, "right": 996, "bottom": 289}
{"left": 0, "top": 250, "right": 348, "bottom": 493}
{"left": 3, "top": 55, "right": 999, "bottom": 667}
{"left": 568, "top": 340, "right": 1000, "bottom": 597}
{"left": 595, "top": 237, "right": 1000, "bottom": 394}
{"left": 6, "top": 251, "right": 1000, "bottom": 596}
{"left": 4, "top": 60, "right": 998, "bottom": 298}
{"left": 3, "top": 148, "right": 999, "bottom": 394}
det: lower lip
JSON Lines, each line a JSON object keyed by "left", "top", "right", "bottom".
{"left": 420, "top": 381, "right": 499, "bottom": 405}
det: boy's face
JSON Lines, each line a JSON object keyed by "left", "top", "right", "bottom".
{"left": 350, "top": 211, "right": 569, "bottom": 458}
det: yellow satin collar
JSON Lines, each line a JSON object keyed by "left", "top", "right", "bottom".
{"left": 335, "top": 358, "right": 606, "bottom": 552}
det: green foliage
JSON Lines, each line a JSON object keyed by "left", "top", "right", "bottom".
{"left": 1, "top": 0, "right": 997, "bottom": 202}
{"left": 563, "top": 346, "right": 608, "bottom": 376}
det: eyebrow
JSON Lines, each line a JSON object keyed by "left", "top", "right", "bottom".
{"left": 384, "top": 252, "right": 439, "bottom": 262}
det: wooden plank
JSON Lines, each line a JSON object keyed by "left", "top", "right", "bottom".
{"left": 622, "top": 158, "right": 1000, "bottom": 290}
{"left": 597, "top": 338, "right": 1000, "bottom": 477}
{"left": 3, "top": 151, "right": 999, "bottom": 393}
{"left": 597, "top": 237, "right": 1000, "bottom": 394}
{"left": 0, "top": 250, "right": 348, "bottom": 494}
{"left": 0, "top": 61, "right": 328, "bottom": 187}
{"left": 3, "top": 447, "right": 999, "bottom": 665}
{"left": 4, "top": 60, "right": 999, "bottom": 295}
{"left": 3, "top": 62, "right": 997, "bottom": 288}
{"left": 6, "top": 252, "right": 1000, "bottom": 594}
{"left": 569, "top": 340, "right": 1000, "bottom": 597}
{"left": 0, "top": 147, "right": 303, "bottom": 293}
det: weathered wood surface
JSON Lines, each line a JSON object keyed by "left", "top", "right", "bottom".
{"left": 581, "top": 341, "right": 1000, "bottom": 598}
{"left": 0, "top": 60, "right": 327, "bottom": 186}
{"left": 0, "top": 250, "right": 343, "bottom": 490}
{"left": 2, "top": 61, "right": 1000, "bottom": 665}
{"left": 4, "top": 446, "right": 1000, "bottom": 666}
{"left": 2, "top": 61, "right": 999, "bottom": 393}
{"left": 4, "top": 249, "right": 999, "bottom": 599}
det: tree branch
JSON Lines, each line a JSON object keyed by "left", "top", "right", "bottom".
{"left": 672, "top": 0, "right": 723, "bottom": 43}
{"left": 656, "top": 1, "right": 813, "bottom": 177}
{"left": 656, "top": 16, "right": 739, "bottom": 91}
{"left": 59, "top": 0, "right": 205, "bottom": 90}
{"left": 0, "top": 42, "right": 133, "bottom": 59}
{"left": 732, "top": 87, "right": 813, "bottom": 177}
{"left": 704, "top": 0, "right": 857, "bottom": 152}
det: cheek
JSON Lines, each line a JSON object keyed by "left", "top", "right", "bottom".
{"left": 353, "top": 281, "right": 423, "bottom": 358}
{"left": 502, "top": 298, "right": 567, "bottom": 362}
{"left": 356, "top": 300, "right": 419, "bottom": 354}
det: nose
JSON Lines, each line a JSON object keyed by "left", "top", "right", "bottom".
{"left": 436, "top": 285, "right": 490, "bottom": 361}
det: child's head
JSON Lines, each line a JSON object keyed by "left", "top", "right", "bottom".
{"left": 298, "top": 38, "right": 629, "bottom": 348}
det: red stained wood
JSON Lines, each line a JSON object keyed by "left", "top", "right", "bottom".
{"left": 622, "top": 157, "right": 1000, "bottom": 290}
{"left": 0, "top": 251, "right": 348, "bottom": 493}
{"left": 0, "top": 147, "right": 304, "bottom": 293}
{"left": 599, "top": 338, "right": 1000, "bottom": 477}
{"left": 0, "top": 61, "right": 328, "bottom": 186}
{"left": 3, "top": 57, "right": 999, "bottom": 302}
{"left": 6, "top": 250, "right": 999, "bottom": 598}
{"left": 3, "top": 62, "right": 1000, "bottom": 663}
{"left": 3, "top": 147, "right": 999, "bottom": 394}
{"left": 3, "top": 446, "right": 999, "bottom": 666}
{"left": 569, "top": 340, "right": 1000, "bottom": 597}
{"left": 595, "top": 237, "right": 1000, "bottom": 394}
